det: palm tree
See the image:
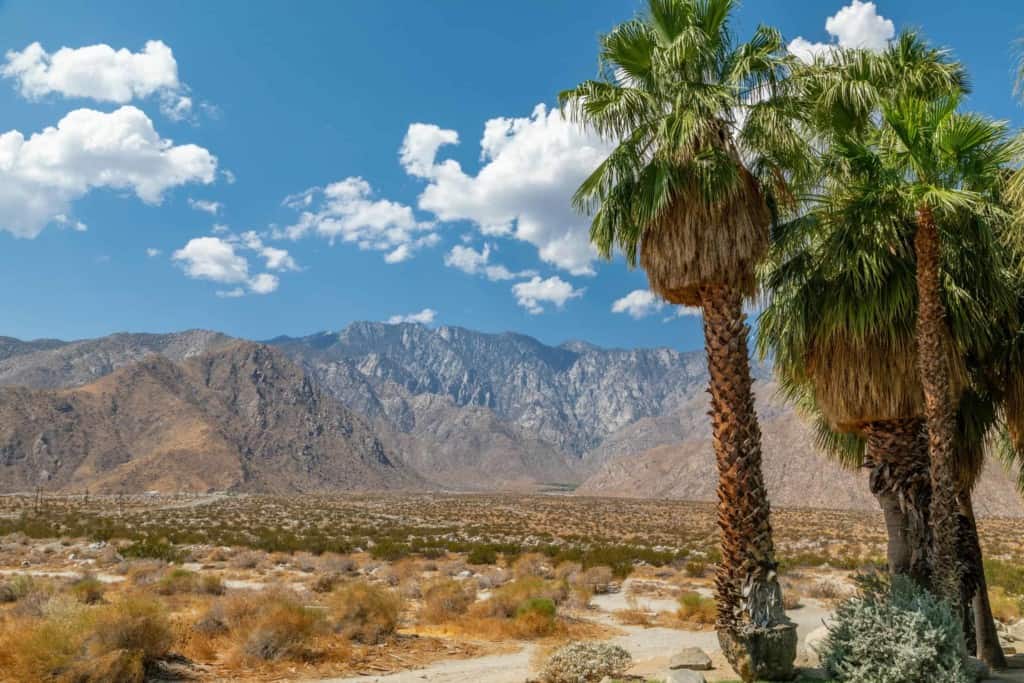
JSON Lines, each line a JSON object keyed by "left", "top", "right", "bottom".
{"left": 791, "top": 32, "right": 1019, "bottom": 604}
{"left": 865, "top": 95, "right": 1019, "bottom": 604}
{"left": 559, "top": 1, "right": 808, "bottom": 678}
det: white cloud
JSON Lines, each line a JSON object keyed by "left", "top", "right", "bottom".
{"left": 512, "top": 275, "right": 583, "bottom": 314}
{"left": 188, "top": 198, "right": 222, "bottom": 215}
{"left": 53, "top": 213, "right": 87, "bottom": 232}
{"left": 400, "top": 123, "right": 459, "bottom": 178}
{"left": 401, "top": 104, "right": 614, "bottom": 276}
{"left": 171, "top": 236, "right": 278, "bottom": 296}
{"left": 279, "top": 176, "right": 438, "bottom": 264}
{"left": 146, "top": 247, "right": 161, "bottom": 257}
{"left": 238, "top": 230, "right": 299, "bottom": 271}
{"left": 611, "top": 289, "right": 665, "bottom": 319}
{"left": 0, "top": 106, "right": 216, "bottom": 238}
{"left": 211, "top": 223, "right": 229, "bottom": 234}
{"left": 787, "top": 1, "right": 895, "bottom": 62}
{"left": 443, "top": 243, "right": 533, "bottom": 281}
{"left": 2, "top": 40, "right": 193, "bottom": 114}
{"left": 216, "top": 287, "right": 245, "bottom": 298}
{"left": 386, "top": 308, "right": 437, "bottom": 325}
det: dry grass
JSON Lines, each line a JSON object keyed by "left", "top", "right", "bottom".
{"left": 420, "top": 578, "right": 476, "bottom": 625}
{"left": 676, "top": 591, "right": 716, "bottom": 625}
{"left": 328, "top": 581, "right": 402, "bottom": 644}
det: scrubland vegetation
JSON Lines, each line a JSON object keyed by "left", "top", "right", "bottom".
{"left": 0, "top": 492, "right": 1022, "bottom": 681}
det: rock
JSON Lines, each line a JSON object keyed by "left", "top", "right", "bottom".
{"left": 665, "top": 670, "right": 706, "bottom": 683}
{"left": 457, "top": 570, "right": 473, "bottom": 578}
{"left": 802, "top": 625, "right": 830, "bottom": 667}
{"left": 669, "top": 647, "right": 712, "bottom": 671}
{"left": 967, "top": 656, "right": 991, "bottom": 682}
{"left": 58, "top": 648, "right": 144, "bottom": 683}
{"left": 1009, "top": 619, "right": 1024, "bottom": 643}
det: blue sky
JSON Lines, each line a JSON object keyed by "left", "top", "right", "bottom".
{"left": 0, "top": 0, "right": 1021, "bottom": 351}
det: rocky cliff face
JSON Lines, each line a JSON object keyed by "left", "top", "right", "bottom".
{"left": 0, "top": 323, "right": 1020, "bottom": 515}
{"left": 0, "top": 342, "right": 419, "bottom": 494}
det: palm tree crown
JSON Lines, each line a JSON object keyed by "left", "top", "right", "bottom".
{"left": 559, "top": 0, "right": 807, "bottom": 305}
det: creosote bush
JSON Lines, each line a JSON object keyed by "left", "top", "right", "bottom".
{"left": 329, "top": 581, "right": 402, "bottom": 643}
{"left": 420, "top": 578, "right": 476, "bottom": 624}
{"left": 821, "top": 574, "right": 971, "bottom": 683}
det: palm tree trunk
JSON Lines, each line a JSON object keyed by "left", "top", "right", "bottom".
{"left": 862, "top": 418, "right": 931, "bottom": 585}
{"left": 914, "top": 206, "right": 962, "bottom": 606}
{"left": 960, "top": 494, "right": 1007, "bottom": 668}
{"left": 701, "top": 284, "right": 795, "bottom": 682}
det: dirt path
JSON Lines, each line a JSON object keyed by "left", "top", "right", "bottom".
{"left": 318, "top": 578, "right": 833, "bottom": 683}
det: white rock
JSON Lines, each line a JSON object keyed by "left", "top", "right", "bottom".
{"left": 665, "top": 670, "right": 706, "bottom": 683}
{"left": 802, "top": 625, "right": 831, "bottom": 667}
{"left": 668, "top": 647, "right": 712, "bottom": 671}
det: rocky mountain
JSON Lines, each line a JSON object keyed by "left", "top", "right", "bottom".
{"left": 0, "top": 330, "right": 234, "bottom": 389}
{"left": 0, "top": 323, "right": 1021, "bottom": 515}
{"left": 0, "top": 342, "right": 419, "bottom": 494}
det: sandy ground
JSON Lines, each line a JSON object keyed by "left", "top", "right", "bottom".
{"left": 317, "top": 579, "right": 833, "bottom": 683}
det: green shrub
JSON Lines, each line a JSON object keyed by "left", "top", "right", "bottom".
{"left": 516, "top": 597, "right": 556, "bottom": 619}
{"left": 467, "top": 545, "right": 498, "bottom": 565}
{"left": 821, "top": 574, "right": 970, "bottom": 683}
{"left": 121, "top": 537, "right": 182, "bottom": 562}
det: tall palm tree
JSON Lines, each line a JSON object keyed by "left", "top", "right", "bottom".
{"left": 862, "top": 95, "right": 1019, "bottom": 603}
{"left": 559, "top": 1, "right": 808, "bottom": 678}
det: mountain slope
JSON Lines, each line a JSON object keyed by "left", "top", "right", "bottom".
{"left": 0, "top": 342, "right": 420, "bottom": 494}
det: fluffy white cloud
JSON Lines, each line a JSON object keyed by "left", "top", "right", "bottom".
{"left": 788, "top": 1, "right": 895, "bottom": 62}
{"left": 53, "top": 213, "right": 87, "bottom": 232}
{"left": 402, "top": 104, "right": 613, "bottom": 276}
{"left": 512, "top": 275, "right": 583, "bottom": 314}
{"left": 443, "top": 243, "right": 533, "bottom": 281}
{"left": 146, "top": 247, "right": 161, "bottom": 257}
{"left": 400, "top": 123, "right": 460, "bottom": 178}
{"left": 280, "top": 176, "right": 438, "bottom": 264}
{"left": 188, "top": 198, "right": 222, "bottom": 215}
{"left": 611, "top": 290, "right": 665, "bottom": 319}
{"left": 0, "top": 106, "right": 216, "bottom": 238}
{"left": 386, "top": 308, "right": 437, "bottom": 325}
{"left": 2, "top": 40, "right": 194, "bottom": 118}
{"left": 171, "top": 236, "right": 279, "bottom": 296}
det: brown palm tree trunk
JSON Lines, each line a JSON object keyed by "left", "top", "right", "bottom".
{"left": 914, "top": 206, "right": 962, "bottom": 606}
{"left": 701, "top": 284, "right": 795, "bottom": 682}
{"left": 862, "top": 418, "right": 931, "bottom": 585}
{"left": 959, "top": 493, "right": 1007, "bottom": 668}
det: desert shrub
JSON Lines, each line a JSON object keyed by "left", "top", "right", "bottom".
{"left": 484, "top": 578, "right": 565, "bottom": 618}
{"left": 329, "top": 581, "right": 402, "bottom": 643}
{"left": 92, "top": 594, "right": 174, "bottom": 660}
{"left": 312, "top": 572, "right": 343, "bottom": 594}
{"left": 782, "top": 588, "right": 802, "bottom": 610}
{"left": 986, "top": 559, "right": 1024, "bottom": 596}
{"left": 684, "top": 559, "right": 707, "bottom": 577}
{"left": 808, "top": 577, "right": 847, "bottom": 601}
{"left": 513, "top": 553, "right": 551, "bottom": 579}
{"left": 242, "top": 598, "right": 324, "bottom": 661}
{"left": 467, "top": 545, "right": 498, "bottom": 565}
{"left": 0, "top": 573, "right": 39, "bottom": 603}
{"left": 121, "top": 537, "right": 182, "bottom": 562}
{"left": 554, "top": 561, "right": 582, "bottom": 581}
{"left": 988, "top": 586, "right": 1023, "bottom": 623}
{"left": 540, "top": 641, "right": 631, "bottom": 683}
{"left": 821, "top": 574, "right": 970, "bottom": 683}
{"left": 69, "top": 574, "right": 106, "bottom": 604}
{"left": 1, "top": 595, "right": 92, "bottom": 678}
{"left": 677, "top": 591, "right": 716, "bottom": 624}
{"left": 229, "top": 549, "right": 262, "bottom": 569}
{"left": 200, "top": 573, "right": 226, "bottom": 595}
{"left": 156, "top": 567, "right": 199, "bottom": 595}
{"left": 516, "top": 597, "right": 556, "bottom": 619}
{"left": 125, "top": 559, "right": 168, "bottom": 587}
{"left": 318, "top": 553, "right": 357, "bottom": 574}
{"left": 421, "top": 578, "right": 476, "bottom": 624}
{"left": 369, "top": 539, "right": 410, "bottom": 562}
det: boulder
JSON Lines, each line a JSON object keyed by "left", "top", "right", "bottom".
{"left": 665, "top": 669, "right": 706, "bottom": 683}
{"left": 719, "top": 622, "right": 799, "bottom": 681}
{"left": 802, "top": 625, "right": 830, "bottom": 667}
{"left": 1009, "top": 619, "right": 1024, "bottom": 643}
{"left": 668, "top": 647, "right": 712, "bottom": 671}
